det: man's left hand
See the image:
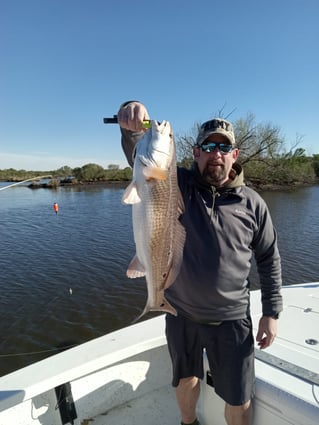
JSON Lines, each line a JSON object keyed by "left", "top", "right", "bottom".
{"left": 256, "top": 316, "right": 278, "bottom": 349}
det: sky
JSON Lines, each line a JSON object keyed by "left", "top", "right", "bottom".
{"left": 1, "top": 0, "right": 319, "bottom": 171}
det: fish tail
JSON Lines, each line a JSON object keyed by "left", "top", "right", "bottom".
{"left": 130, "top": 297, "right": 177, "bottom": 325}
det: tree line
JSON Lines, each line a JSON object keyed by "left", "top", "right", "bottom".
{"left": 1, "top": 114, "right": 318, "bottom": 188}
{"left": 176, "top": 113, "right": 319, "bottom": 187}
{"left": 0, "top": 164, "right": 133, "bottom": 184}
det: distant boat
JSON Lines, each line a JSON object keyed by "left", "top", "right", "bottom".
{"left": 0, "top": 282, "right": 318, "bottom": 425}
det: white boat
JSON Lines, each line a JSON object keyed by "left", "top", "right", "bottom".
{"left": 0, "top": 282, "right": 318, "bottom": 425}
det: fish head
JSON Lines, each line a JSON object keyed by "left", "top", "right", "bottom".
{"left": 137, "top": 120, "right": 174, "bottom": 174}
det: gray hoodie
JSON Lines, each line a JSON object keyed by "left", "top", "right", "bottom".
{"left": 121, "top": 127, "right": 283, "bottom": 322}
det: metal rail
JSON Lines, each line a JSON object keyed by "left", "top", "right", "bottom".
{"left": 255, "top": 349, "right": 319, "bottom": 386}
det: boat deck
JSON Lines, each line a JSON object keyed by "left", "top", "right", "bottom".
{"left": 0, "top": 283, "right": 318, "bottom": 425}
{"left": 90, "top": 385, "right": 179, "bottom": 425}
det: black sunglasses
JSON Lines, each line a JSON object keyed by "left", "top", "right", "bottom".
{"left": 199, "top": 142, "right": 234, "bottom": 154}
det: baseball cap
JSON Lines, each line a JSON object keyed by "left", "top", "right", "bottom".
{"left": 196, "top": 118, "right": 235, "bottom": 146}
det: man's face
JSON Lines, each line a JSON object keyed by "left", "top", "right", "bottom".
{"left": 193, "top": 134, "right": 239, "bottom": 186}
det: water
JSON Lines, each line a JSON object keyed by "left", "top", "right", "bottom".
{"left": 1, "top": 182, "right": 319, "bottom": 376}
{"left": 261, "top": 188, "right": 319, "bottom": 283}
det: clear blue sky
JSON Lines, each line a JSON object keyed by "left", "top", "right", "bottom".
{"left": 1, "top": 0, "right": 318, "bottom": 170}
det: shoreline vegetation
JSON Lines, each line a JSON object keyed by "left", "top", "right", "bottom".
{"left": 2, "top": 114, "right": 319, "bottom": 191}
{"left": 2, "top": 116, "right": 319, "bottom": 193}
{"left": 26, "top": 181, "right": 319, "bottom": 192}
{"left": 1, "top": 172, "right": 318, "bottom": 193}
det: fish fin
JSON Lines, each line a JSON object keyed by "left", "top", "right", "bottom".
{"left": 153, "top": 296, "right": 177, "bottom": 316}
{"left": 143, "top": 166, "right": 168, "bottom": 181}
{"left": 126, "top": 255, "right": 146, "bottom": 278}
{"left": 131, "top": 295, "right": 177, "bottom": 325}
{"left": 164, "top": 220, "right": 186, "bottom": 289}
{"left": 122, "top": 182, "right": 141, "bottom": 204}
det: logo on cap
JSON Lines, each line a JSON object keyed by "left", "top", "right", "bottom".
{"left": 196, "top": 118, "right": 235, "bottom": 146}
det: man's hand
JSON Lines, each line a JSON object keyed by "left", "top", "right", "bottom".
{"left": 117, "top": 102, "right": 150, "bottom": 132}
{"left": 256, "top": 316, "right": 278, "bottom": 349}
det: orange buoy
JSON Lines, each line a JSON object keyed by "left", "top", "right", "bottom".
{"left": 53, "top": 202, "right": 59, "bottom": 214}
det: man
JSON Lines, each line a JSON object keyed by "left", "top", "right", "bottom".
{"left": 117, "top": 101, "right": 283, "bottom": 425}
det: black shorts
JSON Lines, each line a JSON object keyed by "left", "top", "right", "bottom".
{"left": 165, "top": 314, "right": 255, "bottom": 406}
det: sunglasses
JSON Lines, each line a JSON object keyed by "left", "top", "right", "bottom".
{"left": 199, "top": 142, "right": 234, "bottom": 154}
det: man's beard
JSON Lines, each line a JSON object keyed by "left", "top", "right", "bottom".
{"left": 202, "top": 164, "right": 226, "bottom": 185}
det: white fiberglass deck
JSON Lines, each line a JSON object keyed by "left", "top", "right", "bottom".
{"left": 88, "top": 385, "right": 179, "bottom": 425}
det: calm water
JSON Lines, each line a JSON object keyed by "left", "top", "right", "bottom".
{"left": 1, "top": 182, "right": 319, "bottom": 376}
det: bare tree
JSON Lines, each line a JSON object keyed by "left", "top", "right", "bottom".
{"left": 175, "top": 113, "right": 285, "bottom": 168}
{"left": 235, "top": 113, "right": 284, "bottom": 165}
{"left": 175, "top": 122, "right": 198, "bottom": 166}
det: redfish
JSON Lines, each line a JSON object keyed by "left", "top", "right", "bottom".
{"left": 122, "top": 120, "right": 185, "bottom": 318}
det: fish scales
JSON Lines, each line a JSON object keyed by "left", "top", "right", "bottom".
{"left": 131, "top": 163, "right": 177, "bottom": 306}
{"left": 122, "top": 120, "right": 185, "bottom": 320}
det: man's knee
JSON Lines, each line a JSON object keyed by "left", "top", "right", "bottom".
{"left": 177, "top": 376, "right": 199, "bottom": 389}
{"left": 176, "top": 377, "right": 201, "bottom": 425}
{"left": 225, "top": 400, "right": 252, "bottom": 425}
